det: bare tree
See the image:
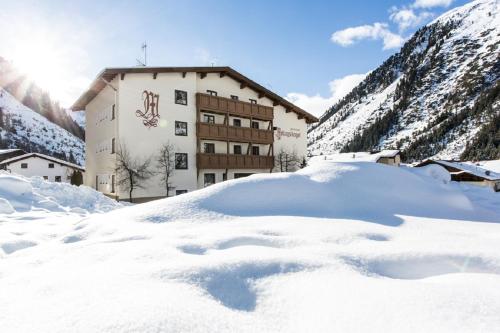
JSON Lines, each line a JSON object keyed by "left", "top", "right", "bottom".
{"left": 275, "top": 148, "right": 302, "bottom": 172}
{"left": 156, "top": 141, "right": 176, "bottom": 197}
{"left": 115, "top": 144, "right": 153, "bottom": 203}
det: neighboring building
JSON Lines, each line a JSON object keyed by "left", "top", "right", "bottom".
{"left": 71, "top": 66, "right": 318, "bottom": 201}
{"left": 0, "top": 152, "right": 84, "bottom": 184}
{"left": 415, "top": 159, "right": 500, "bottom": 191}
{"left": 374, "top": 150, "right": 401, "bottom": 167}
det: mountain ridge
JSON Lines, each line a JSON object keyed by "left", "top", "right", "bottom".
{"left": 308, "top": 0, "right": 499, "bottom": 161}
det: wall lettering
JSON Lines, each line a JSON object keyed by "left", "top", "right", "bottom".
{"left": 275, "top": 127, "right": 301, "bottom": 140}
{"left": 136, "top": 90, "right": 160, "bottom": 128}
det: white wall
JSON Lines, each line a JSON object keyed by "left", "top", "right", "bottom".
{"left": 5, "top": 157, "right": 80, "bottom": 183}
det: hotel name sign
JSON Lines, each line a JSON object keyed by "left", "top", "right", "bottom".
{"left": 136, "top": 90, "right": 160, "bottom": 128}
{"left": 275, "top": 127, "right": 301, "bottom": 140}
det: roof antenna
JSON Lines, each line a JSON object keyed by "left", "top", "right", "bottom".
{"left": 136, "top": 42, "right": 147, "bottom": 66}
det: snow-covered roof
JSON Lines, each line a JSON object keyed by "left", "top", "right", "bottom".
{"left": 0, "top": 153, "right": 85, "bottom": 171}
{"left": 421, "top": 159, "right": 500, "bottom": 181}
{"left": 376, "top": 150, "right": 400, "bottom": 159}
{"left": 0, "top": 149, "right": 24, "bottom": 155}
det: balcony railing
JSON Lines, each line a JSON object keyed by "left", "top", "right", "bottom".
{"left": 197, "top": 153, "right": 274, "bottom": 169}
{"left": 196, "top": 93, "right": 273, "bottom": 120}
{"left": 197, "top": 122, "right": 274, "bottom": 144}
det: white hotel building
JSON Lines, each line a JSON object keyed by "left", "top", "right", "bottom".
{"left": 72, "top": 67, "right": 317, "bottom": 201}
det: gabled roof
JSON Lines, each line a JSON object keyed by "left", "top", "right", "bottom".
{"left": 416, "top": 159, "right": 500, "bottom": 181}
{"left": 0, "top": 153, "right": 84, "bottom": 172}
{"left": 70, "top": 66, "right": 318, "bottom": 123}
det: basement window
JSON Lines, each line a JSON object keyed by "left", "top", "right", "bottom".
{"left": 55, "top": 176, "right": 62, "bottom": 182}
{"left": 204, "top": 173, "right": 216, "bottom": 187}
{"left": 176, "top": 190, "right": 188, "bottom": 195}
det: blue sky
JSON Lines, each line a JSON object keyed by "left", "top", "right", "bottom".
{"left": 0, "top": 0, "right": 469, "bottom": 114}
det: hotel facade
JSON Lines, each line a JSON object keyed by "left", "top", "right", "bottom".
{"left": 72, "top": 67, "right": 317, "bottom": 201}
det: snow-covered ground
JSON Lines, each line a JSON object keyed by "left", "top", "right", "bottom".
{"left": 1, "top": 159, "right": 499, "bottom": 332}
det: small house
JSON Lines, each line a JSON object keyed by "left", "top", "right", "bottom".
{"left": 374, "top": 150, "right": 401, "bottom": 167}
{"left": 0, "top": 152, "right": 85, "bottom": 185}
{"left": 415, "top": 159, "right": 500, "bottom": 192}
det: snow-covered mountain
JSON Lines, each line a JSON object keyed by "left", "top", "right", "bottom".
{"left": 0, "top": 88, "right": 85, "bottom": 165}
{"left": 308, "top": 0, "right": 499, "bottom": 162}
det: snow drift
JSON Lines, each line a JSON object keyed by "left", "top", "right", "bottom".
{"left": 0, "top": 172, "right": 122, "bottom": 214}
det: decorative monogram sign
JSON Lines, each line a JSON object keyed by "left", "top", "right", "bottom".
{"left": 136, "top": 90, "right": 160, "bottom": 128}
{"left": 275, "top": 127, "right": 301, "bottom": 140}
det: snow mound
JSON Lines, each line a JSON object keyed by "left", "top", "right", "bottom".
{"left": 110, "top": 159, "right": 497, "bottom": 226}
{"left": 0, "top": 172, "right": 123, "bottom": 214}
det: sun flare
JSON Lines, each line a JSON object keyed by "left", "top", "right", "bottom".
{"left": 10, "top": 38, "right": 67, "bottom": 101}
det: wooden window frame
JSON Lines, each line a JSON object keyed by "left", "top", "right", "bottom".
{"left": 204, "top": 143, "right": 215, "bottom": 154}
{"left": 252, "top": 146, "right": 260, "bottom": 156}
{"left": 203, "top": 114, "right": 215, "bottom": 124}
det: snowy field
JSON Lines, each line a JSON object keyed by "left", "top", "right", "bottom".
{"left": 1, "top": 159, "right": 500, "bottom": 333}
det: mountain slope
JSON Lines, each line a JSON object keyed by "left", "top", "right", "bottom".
{"left": 308, "top": 0, "right": 500, "bottom": 161}
{"left": 0, "top": 88, "right": 85, "bottom": 165}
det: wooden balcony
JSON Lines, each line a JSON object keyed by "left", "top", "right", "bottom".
{"left": 197, "top": 153, "right": 274, "bottom": 170}
{"left": 197, "top": 122, "right": 274, "bottom": 144}
{"left": 196, "top": 93, "right": 273, "bottom": 120}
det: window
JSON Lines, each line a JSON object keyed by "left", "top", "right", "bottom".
{"left": 43, "top": 176, "right": 48, "bottom": 180}
{"left": 55, "top": 176, "right": 62, "bottom": 182}
{"left": 233, "top": 119, "right": 241, "bottom": 127}
{"left": 230, "top": 95, "right": 239, "bottom": 100}
{"left": 207, "top": 90, "right": 217, "bottom": 96}
{"left": 223, "top": 173, "right": 227, "bottom": 181}
{"left": 203, "top": 114, "right": 215, "bottom": 124}
{"left": 204, "top": 173, "right": 216, "bottom": 187}
{"left": 48, "top": 163, "right": 54, "bottom": 168}
{"left": 204, "top": 143, "right": 215, "bottom": 154}
{"left": 176, "top": 190, "right": 188, "bottom": 195}
{"left": 175, "top": 90, "right": 188, "bottom": 105}
{"left": 252, "top": 146, "right": 260, "bottom": 156}
{"left": 175, "top": 153, "right": 188, "bottom": 169}
{"left": 249, "top": 99, "right": 257, "bottom": 104}
{"left": 235, "top": 173, "right": 253, "bottom": 179}
{"left": 111, "top": 104, "right": 116, "bottom": 120}
{"left": 175, "top": 121, "right": 188, "bottom": 136}
{"left": 233, "top": 145, "right": 242, "bottom": 155}
{"left": 21, "top": 163, "right": 28, "bottom": 169}
{"left": 111, "top": 175, "right": 115, "bottom": 193}
{"left": 111, "top": 138, "right": 115, "bottom": 154}
{"left": 251, "top": 121, "right": 259, "bottom": 129}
